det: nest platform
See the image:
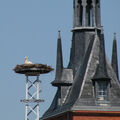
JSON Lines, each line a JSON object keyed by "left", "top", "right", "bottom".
{"left": 14, "top": 64, "right": 54, "bottom": 76}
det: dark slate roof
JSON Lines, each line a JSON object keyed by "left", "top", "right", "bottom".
{"left": 41, "top": 30, "right": 120, "bottom": 120}
{"left": 65, "top": 34, "right": 95, "bottom": 105}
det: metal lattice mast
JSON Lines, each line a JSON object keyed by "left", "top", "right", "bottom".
{"left": 14, "top": 64, "right": 53, "bottom": 120}
{"left": 21, "top": 74, "right": 43, "bottom": 120}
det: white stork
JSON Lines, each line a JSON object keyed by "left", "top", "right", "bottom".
{"left": 24, "top": 56, "right": 33, "bottom": 64}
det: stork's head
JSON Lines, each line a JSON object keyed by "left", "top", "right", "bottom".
{"left": 25, "top": 56, "right": 28, "bottom": 61}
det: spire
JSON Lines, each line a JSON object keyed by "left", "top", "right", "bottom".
{"left": 55, "top": 30, "right": 63, "bottom": 79}
{"left": 92, "top": 32, "right": 110, "bottom": 81}
{"left": 52, "top": 31, "right": 63, "bottom": 86}
{"left": 111, "top": 33, "right": 119, "bottom": 80}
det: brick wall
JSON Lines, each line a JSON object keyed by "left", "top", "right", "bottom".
{"left": 73, "top": 111, "right": 120, "bottom": 120}
{"left": 45, "top": 111, "right": 120, "bottom": 120}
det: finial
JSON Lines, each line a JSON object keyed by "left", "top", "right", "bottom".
{"left": 95, "top": 28, "right": 99, "bottom": 40}
{"left": 58, "top": 30, "right": 61, "bottom": 39}
{"left": 95, "top": 28, "right": 97, "bottom": 35}
{"left": 114, "top": 32, "right": 116, "bottom": 40}
{"left": 101, "top": 26, "right": 104, "bottom": 34}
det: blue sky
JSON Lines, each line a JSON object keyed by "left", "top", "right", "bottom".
{"left": 0, "top": 0, "right": 120, "bottom": 120}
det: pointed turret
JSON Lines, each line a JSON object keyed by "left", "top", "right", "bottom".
{"left": 52, "top": 31, "right": 63, "bottom": 86}
{"left": 92, "top": 29, "right": 110, "bottom": 80}
{"left": 52, "top": 31, "right": 73, "bottom": 87}
{"left": 111, "top": 33, "right": 119, "bottom": 80}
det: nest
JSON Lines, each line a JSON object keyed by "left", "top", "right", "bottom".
{"left": 14, "top": 64, "right": 54, "bottom": 75}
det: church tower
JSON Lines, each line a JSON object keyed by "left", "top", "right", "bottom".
{"left": 41, "top": 0, "right": 120, "bottom": 120}
{"left": 68, "top": 0, "right": 101, "bottom": 74}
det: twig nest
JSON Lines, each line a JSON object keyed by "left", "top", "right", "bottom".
{"left": 14, "top": 64, "right": 54, "bottom": 76}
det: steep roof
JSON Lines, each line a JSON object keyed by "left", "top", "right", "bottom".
{"left": 41, "top": 30, "right": 120, "bottom": 120}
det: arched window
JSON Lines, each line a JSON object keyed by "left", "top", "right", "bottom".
{"left": 86, "top": 0, "right": 93, "bottom": 27}
{"left": 78, "top": 0, "right": 83, "bottom": 26}
{"left": 96, "top": 0, "right": 101, "bottom": 27}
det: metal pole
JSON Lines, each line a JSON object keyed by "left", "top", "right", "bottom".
{"left": 25, "top": 75, "right": 28, "bottom": 120}
{"left": 36, "top": 75, "right": 40, "bottom": 120}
